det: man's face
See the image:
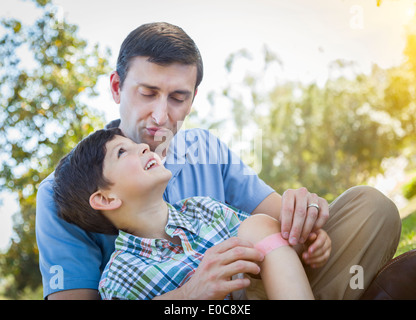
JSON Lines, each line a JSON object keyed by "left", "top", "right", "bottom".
{"left": 110, "top": 56, "right": 198, "bottom": 155}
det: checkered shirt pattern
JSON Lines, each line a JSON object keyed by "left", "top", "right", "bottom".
{"left": 98, "top": 196, "right": 250, "bottom": 300}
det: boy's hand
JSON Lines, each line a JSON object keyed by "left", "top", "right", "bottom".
{"left": 301, "top": 229, "right": 331, "bottom": 268}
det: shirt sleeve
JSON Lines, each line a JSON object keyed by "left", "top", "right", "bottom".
{"left": 35, "top": 174, "right": 105, "bottom": 298}
{"left": 215, "top": 133, "right": 275, "bottom": 214}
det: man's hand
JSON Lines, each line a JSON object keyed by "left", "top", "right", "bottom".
{"left": 177, "top": 237, "right": 264, "bottom": 300}
{"left": 280, "top": 187, "right": 329, "bottom": 246}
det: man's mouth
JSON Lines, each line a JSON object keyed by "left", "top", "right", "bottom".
{"left": 146, "top": 127, "right": 167, "bottom": 136}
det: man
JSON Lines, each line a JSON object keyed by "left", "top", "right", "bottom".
{"left": 36, "top": 22, "right": 401, "bottom": 300}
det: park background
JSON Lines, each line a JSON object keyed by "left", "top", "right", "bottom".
{"left": 1, "top": 0, "right": 416, "bottom": 299}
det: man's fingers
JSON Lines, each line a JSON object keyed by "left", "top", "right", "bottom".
{"left": 281, "top": 187, "right": 330, "bottom": 245}
{"left": 223, "top": 277, "right": 251, "bottom": 294}
{"left": 300, "top": 193, "right": 320, "bottom": 243}
{"left": 313, "top": 197, "right": 330, "bottom": 231}
{"left": 221, "top": 246, "right": 264, "bottom": 266}
{"left": 280, "top": 189, "right": 295, "bottom": 239}
{"left": 210, "top": 237, "right": 254, "bottom": 254}
{"left": 288, "top": 187, "right": 309, "bottom": 245}
{"left": 222, "top": 260, "right": 261, "bottom": 278}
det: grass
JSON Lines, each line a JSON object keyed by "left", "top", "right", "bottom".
{"left": 395, "top": 210, "right": 416, "bottom": 257}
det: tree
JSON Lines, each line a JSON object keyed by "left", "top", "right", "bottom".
{"left": 210, "top": 14, "right": 416, "bottom": 201}
{"left": 0, "top": 0, "right": 111, "bottom": 297}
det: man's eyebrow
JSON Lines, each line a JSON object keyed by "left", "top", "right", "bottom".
{"left": 138, "top": 83, "right": 192, "bottom": 95}
{"left": 138, "top": 83, "right": 159, "bottom": 90}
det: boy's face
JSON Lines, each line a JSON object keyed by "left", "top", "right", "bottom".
{"left": 111, "top": 56, "right": 197, "bottom": 155}
{"left": 102, "top": 135, "right": 172, "bottom": 201}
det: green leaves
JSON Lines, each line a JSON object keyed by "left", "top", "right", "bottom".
{"left": 211, "top": 19, "right": 416, "bottom": 202}
{"left": 0, "top": 0, "right": 111, "bottom": 297}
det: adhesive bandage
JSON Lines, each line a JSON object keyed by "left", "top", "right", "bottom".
{"left": 254, "top": 233, "right": 290, "bottom": 256}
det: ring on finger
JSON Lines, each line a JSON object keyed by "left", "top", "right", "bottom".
{"left": 307, "top": 203, "right": 320, "bottom": 212}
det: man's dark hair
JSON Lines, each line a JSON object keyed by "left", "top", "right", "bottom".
{"left": 116, "top": 22, "right": 203, "bottom": 90}
{"left": 53, "top": 128, "right": 124, "bottom": 235}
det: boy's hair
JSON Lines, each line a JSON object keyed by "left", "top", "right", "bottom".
{"left": 116, "top": 22, "right": 203, "bottom": 90}
{"left": 53, "top": 128, "right": 124, "bottom": 235}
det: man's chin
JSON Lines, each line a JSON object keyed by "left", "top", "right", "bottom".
{"left": 147, "top": 139, "right": 170, "bottom": 157}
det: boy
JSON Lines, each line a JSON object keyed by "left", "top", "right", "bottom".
{"left": 53, "top": 128, "right": 331, "bottom": 300}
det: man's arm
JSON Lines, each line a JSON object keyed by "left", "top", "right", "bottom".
{"left": 47, "top": 289, "right": 100, "bottom": 300}
{"left": 36, "top": 175, "right": 113, "bottom": 299}
{"left": 251, "top": 190, "right": 329, "bottom": 246}
{"left": 251, "top": 191, "right": 282, "bottom": 220}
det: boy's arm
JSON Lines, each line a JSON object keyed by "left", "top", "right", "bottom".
{"left": 251, "top": 189, "right": 329, "bottom": 246}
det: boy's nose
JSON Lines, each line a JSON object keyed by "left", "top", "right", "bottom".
{"left": 137, "top": 143, "right": 150, "bottom": 155}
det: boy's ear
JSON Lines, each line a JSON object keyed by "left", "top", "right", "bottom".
{"left": 89, "top": 190, "right": 122, "bottom": 211}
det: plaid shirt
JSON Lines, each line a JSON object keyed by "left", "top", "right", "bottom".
{"left": 99, "top": 196, "right": 250, "bottom": 300}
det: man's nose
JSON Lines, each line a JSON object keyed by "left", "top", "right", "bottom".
{"left": 152, "top": 98, "right": 168, "bottom": 126}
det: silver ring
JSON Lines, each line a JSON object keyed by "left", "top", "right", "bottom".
{"left": 307, "top": 203, "right": 320, "bottom": 212}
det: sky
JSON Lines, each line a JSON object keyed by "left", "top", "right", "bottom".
{"left": 1, "top": 0, "right": 415, "bottom": 251}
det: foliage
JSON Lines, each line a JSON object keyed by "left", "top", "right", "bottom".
{"left": 207, "top": 15, "right": 416, "bottom": 201}
{"left": 403, "top": 176, "right": 416, "bottom": 200}
{"left": 395, "top": 211, "right": 416, "bottom": 257}
{"left": 0, "top": 0, "right": 110, "bottom": 297}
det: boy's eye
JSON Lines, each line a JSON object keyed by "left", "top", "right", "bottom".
{"left": 117, "top": 148, "right": 126, "bottom": 158}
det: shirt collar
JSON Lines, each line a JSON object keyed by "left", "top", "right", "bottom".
{"left": 165, "top": 202, "right": 197, "bottom": 235}
{"left": 114, "top": 202, "right": 197, "bottom": 256}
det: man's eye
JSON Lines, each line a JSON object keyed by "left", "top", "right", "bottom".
{"left": 171, "top": 96, "right": 185, "bottom": 103}
{"left": 118, "top": 148, "right": 126, "bottom": 158}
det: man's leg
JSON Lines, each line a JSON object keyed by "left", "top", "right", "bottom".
{"left": 238, "top": 214, "right": 314, "bottom": 300}
{"left": 306, "top": 186, "right": 402, "bottom": 299}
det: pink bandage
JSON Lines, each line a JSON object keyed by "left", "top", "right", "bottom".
{"left": 254, "top": 233, "right": 290, "bottom": 256}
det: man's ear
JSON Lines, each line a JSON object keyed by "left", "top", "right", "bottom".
{"left": 90, "top": 190, "right": 122, "bottom": 211}
{"left": 110, "top": 71, "right": 121, "bottom": 104}
{"left": 191, "top": 87, "right": 198, "bottom": 103}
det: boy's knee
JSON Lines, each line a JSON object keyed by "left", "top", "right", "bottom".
{"left": 238, "top": 214, "right": 281, "bottom": 245}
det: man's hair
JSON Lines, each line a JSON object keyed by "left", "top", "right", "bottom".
{"left": 116, "top": 22, "right": 203, "bottom": 90}
{"left": 53, "top": 128, "right": 124, "bottom": 235}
